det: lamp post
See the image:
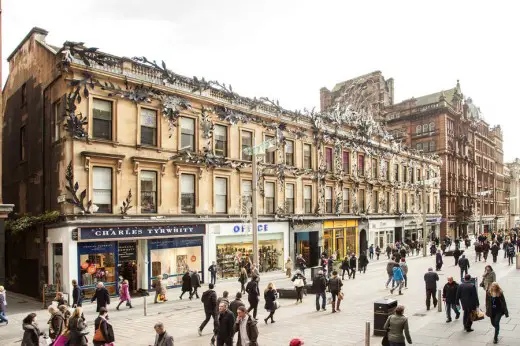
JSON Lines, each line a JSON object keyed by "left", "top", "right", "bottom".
{"left": 418, "top": 177, "right": 440, "bottom": 257}
{"left": 476, "top": 190, "right": 492, "bottom": 235}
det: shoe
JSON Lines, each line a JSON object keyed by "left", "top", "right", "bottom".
{"left": 116, "top": 306, "right": 120, "bottom": 310}
{"left": 271, "top": 320, "right": 276, "bottom": 323}
{"left": 446, "top": 319, "right": 452, "bottom": 323}
{"left": 493, "top": 337, "right": 498, "bottom": 344}
{"left": 264, "top": 318, "right": 268, "bottom": 325}
{"left": 456, "top": 313, "right": 460, "bottom": 319}
{"left": 332, "top": 310, "right": 336, "bottom": 313}
{"left": 427, "top": 307, "right": 430, "bottom": 311}
{"left": 399, "top": 292, "right": 403, "bottom": 295}
{"left": 390, "top": 289, "right": 394, "bottom": 294}
{"left": 337, "top": 308, "right": 341, "bottom": 312}
{"left": 198, "top": 328, "right": 202, "bottom": 336}
{"left": 179, "top": 296, "right": 182, "bottom": 300}
{"left": 466, "top": 328, "right": 474, "bottom": 332}
{"left": 434, "top": 302, "right": 438, "bottom": 308}
{"left": 322, "top": 308, "right": 327, "bottom": 311}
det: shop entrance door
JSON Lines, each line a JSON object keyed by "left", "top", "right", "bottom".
{"left": 118, "top": 242, "right": 138, "bottom": 293}
{"left": 359, "top": 229, "right": 367, "bottom": 254}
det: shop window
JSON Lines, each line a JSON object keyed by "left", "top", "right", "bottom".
{"left": 241, "top": 180, "right": 252, "bottom": 214}
{"left": 241, "top": 130, "right": 253, "bottom": 161}
{"left": 359, "top": 189, "right": 365, "bottom": 213}
{"left": 325, "top": 186, "right": 333, "bottom": 213}
{"left": 140, "top": 108, "right": 157, "bottom": 146}
{"left": 335, "top": 229, "right": 344, "bottom": 259}
{"left": 358, "top": 154, "right": 365, "bottom": 176}
{"left": 265, "top": 182, "right": 275, "bottom": 214}
{"left": 285, "top": 140, "right": 294, "bottom": 166}
{"left": 304, "top": 185, "right": 312, "bottom": 213}
{"left": 140, "top": 170, "right": 157, "bottom": 213}
{"left": 343, "top": 188, "right": 350, "bottom": 213}
{"left": 181, "top": 174, "right": 196, "bottom": 213}
{"left": 285, "top": 183, "right": 295, "bottom": 213}
{"left": 215, "top": 177, "right": 228, "bottom": 214}
{"left": 345, "top": 227, "right": 357, "bottom": 256}
{"left": 325, "top": 148, "right": 333, "bottom": 171}
{"left": 20, "top": 126, "right": 26, "bottom": 161}
{"left": 93, "top": 167, "right": 112, "bottom": 213}
{"left": 180, "top": 117, "right": 195, "bottom": 151}
{"left": 372, "top": 158, "right": 377, "bottom": 178}
{"left": 343, "top": 151, "right": 350, "bottom": 173}
{"left": 265, "top": 135, "right": 275, "bottom": 164}
{"left": 303, "top": 144, "right": 312, "bottom": 169}
{"left": 214, "top": 124, "right": 227, "bottom": 157}
{"left": 323, "top": 230, "right": 333, "bottom": 256}
{"left": 78, "top": 242, "right": 117, "bottom": 298}
{"left": 92, "top": 98, "right": 113, "bottom": 140}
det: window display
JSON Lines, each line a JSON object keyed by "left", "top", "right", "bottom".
{"left": 78, "top": 242, "right": 117, "bottom": 298}
{"left": 323, "top": 230, "right": 333, "bottom": 256}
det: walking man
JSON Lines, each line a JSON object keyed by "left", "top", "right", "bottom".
{"left": 245, "top": 276, "right": 260, "bottom": 319}
{"left": 458, "top": 254, "right": 470, "bottom": 281}
{"left": 229, "top": 292, "right": 245, "bottom": 317}
{"left": 296, "top": 254, "right": 307, "bottom": 276}
{"left": 456, "top": 274, "right": 480, "bottom": 332}
{"left": 369, "top": 245, "right": 374, "bottom": 260}
{"left": 385, "top": 259, "right": 398, "bottom": 289}
{"left": 348, "top": 253, "right": 357, "bottom": 279}
{"left": 198, "top": 283, "right": 218, "bottom": 338}
{"left": 359, "top": 251, "right": 369, "bottom": 274}
{"left": 424, "top": 267, "right": 439, "bottom": 310}
{"left": 475, "top": 241, "right": 482, "bottom": 262}
{"left": 491, "top": 242, "right": 499, "bottom": 263}
{"left": 153, "top": 322, "right": 174, "bottom": 346}
{"left": 340, "top": 256, "right": 350, "bottom": 280}
{"left": 442, "top": 277, "right": 460, "bottom": 323}
{"left": 209, "top": 261, "right": 218, "bottom": 286}
{"left": 216, "top": 302, "right": 235, "bottom": 346}
{"left": 453, "top": 247, "right": 461, "bottom": 266}
{"left": 190, "top": 270, "right": 201, "bottom": 299}
{"left": 312, "top": 270, "right": 327, "bottom": 312}
{"left": 328, "top": 271, "right": 343, "bottom": 313}
{"left": 399, "top": 258, "right": 409, "bottom": 289}
{"left": 234, "top": 306, "right": 259, "bottom": 346}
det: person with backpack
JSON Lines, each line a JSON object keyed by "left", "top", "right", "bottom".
{"left": 328, "top": 271, "right": 343, "bottom": 313}
{"left": 507, "top": 242, "right": 516, "bottom": 265}
{"left": 291, "top": 270, "right": 307, "bottom": 304}
{"left": 348, "top": 253, "right": 357, "bottom": 279}
{"left": 198, "top": 283, "right": 218, "bottom": 338}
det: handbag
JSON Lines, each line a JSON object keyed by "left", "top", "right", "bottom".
{"left": 338, "top": 292, "right": 344, "bottom": 301}
{"left": 381, "top": 332, "right": 389, "bottom": 346}
{"left": 471, "top": 309, "right": 485, "bottom": 321}
{"left": 273, "top": 300, "right": 280, "bottom": 310}
{"left": 93, "top": 323, "right": 105, "bottom": 342}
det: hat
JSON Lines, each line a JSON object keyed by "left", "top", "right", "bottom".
{"left": 289, "top": 339, "right": 304, "bottom": 346}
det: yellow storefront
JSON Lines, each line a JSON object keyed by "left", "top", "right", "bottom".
{"left": 322, "top": 220, "right": 358, "bottom": 260}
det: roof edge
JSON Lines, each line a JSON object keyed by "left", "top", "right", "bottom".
{"left": 7, "top": 27, "right": 49, "bottom": 62}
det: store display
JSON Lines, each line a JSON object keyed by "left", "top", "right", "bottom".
{"left": 216, "top": 242, "right": 283, "bottom": 278}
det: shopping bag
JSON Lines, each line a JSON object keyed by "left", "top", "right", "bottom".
{"left": 338, "top": 292, "right": 344, "bottom": 301}
{"left": 471, "top": 309, "right": 485, "bottom": 321}
{"left": 327, "top": 296, "right": 332, "bottom": 305}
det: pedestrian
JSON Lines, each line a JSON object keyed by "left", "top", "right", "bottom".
{"left": 483, "top": 241, "right": 490, "bottom": 262}
{"left": 312, "top": 270, "right": 327, "bottom": 312}
{"left": 441, "top": 241, "right": 447, "bottom": 255}
{"left": 216, "top": 302, "right": 235, "bottom": 346}
{"left": 458, "top": 254, "right": 470, "bottom": 281}
{"left": 68, "top": 307, "right": 88, "bottom": 346}
{"left": 190, "top": 270, "right": 201, "bottom": 299}
{"left": 348, "top": 253, "right": 357, "bottom": 279}
{"left": 209, "top": 261, "right": 218, "bottom": 286}
{"left": 482, "top": 265, "right": 496, "bottom": 292}
{"left": 117, "top": 279, "right": 133, "bottom": 310}
{"left": 90, "top": 282, "right": 110, "bottom": 312}
{"left": 400, "top": 246, "right": 407, "bottom": 259}
{"left": 291, "top": 270, "right": 307, "bottom": 304}
{"left": 198, "top": 283, "right": 218, "bottom": 337}
{"left": 383, "top": 305, "right": 412, "bottom": 346}
{"left": 369, "top": 244, "right": 374, "bottom": 260}
{"left": 246, "top": 276, "right": 260, "bottom": 319}
{"left": 502, "top": 240, "right": 508, "bottom": 259}
{"left": 506, "top": 242, "right": 515, "bottom": 265}
{"left": 93, "top": 307, "right": 115, "bottom": 346}
{"left": 475, "top": 241, "right": 483, "bottom": 262}
{"left": 54, "top": 292, "right": 66, "bottom": 306}
{"left": 152, "top": 322, "right": 174, "bottom": 346}
{"left": 359, "top": 251, "right": 369, "bottom": 274}
{"left": 453, "top": 247, "right": 462, "bottom": 266}
{"left": 486, "top": 282, "right": 509, "bottom": 344}
{"left": 435, "top": 250, "right": 443, "bottom": 271}
{"left": 399, "top": 258, "right": 408, "bottom": 289}
{"left": 390, "top": 264, "right": 404, "bottom": 295}
{"left": 238, "top": 267, "right": 248, "bottom": 294}
{"left": 251, "top": 263, "right": 260, "bottom": 280}
{"left": 430, "top": 242, "right": 437, "bottom": 256}
{"left": 285, "top": 257, "right": 293, "bottom": 278}
{"left": 58, "top": 305, "right": 71, "bottom": 328}
{"left": 217, "top": 291, "right": 230, "bottom": 307}
{"left": 385, "top": 259, "right": 398, "bottom": 289}
{"left": 386, "top": 244, "right": 392, "bottom": 259}
{"left": 22, "top": 313, "right": 44, "bottom": 346}
{"left": 375, "top": 245, "right": 381, "bottom": 260}
{"left": 71, "top": 280, "right": 83, "bottom": 308}
{"left": 327, "top": 255, "right": 334, "bottom": 278}
{"left": 442, "top": 276, "right": 460, "bottom": 323}
{"left": 234, "top": 306, "right": 259, "bottom": 346}
{"left": 328, "top": 270, "right": 343, "bottom": 313}
{"left": 424, "top": 267, "right": 439, "bottom": 310}
{"left": 456, "top": 274, "right": 480, "bottom": 332}
{"left": 179, "top": 271, "right": 192, "bottom": 300}
{"left": 0, "top": 286, "right": 7, "bottom": 325}
{"left": 47, "top": 305, "right": 65, "bottom": 341}
{"left": 296, "top": 254, "right": 307, "bottom": 276}
{"left": 340, "top": 256, "right": 350, "bottom": 280}
{"left": 491, "top": 242, "right": 499, "bottom": 263}
{"left": 230, "top": 292, "right": 245, "bottom": 316}
{"left": 263, "top": 282, "right": 278, "bottom": 324}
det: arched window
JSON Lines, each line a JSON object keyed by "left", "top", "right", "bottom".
{"left": 429, "top": 122, "right": 435, "bottom": 131}
{"left": 416, "top": 125, "right": 422, "bottom": 134}
{"left": 422, "top": 124, "right": 428, "bottom": 133}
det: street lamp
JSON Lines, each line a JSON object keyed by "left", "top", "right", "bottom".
{"left": 243, "top": 137, "right": 278, "bottom": 267}
{"left": 476, "top": 190, "right": 492, "bottom": 235}
{"left": 418, "top": 177, "right": 440, "bottom": 257}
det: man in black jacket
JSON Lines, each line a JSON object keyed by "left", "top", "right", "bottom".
{"left": 190, "top": 270, "right": 201, "bottom": 299}
{"left": 348, "top": 253, "right": 357, "bottom": 279}
{"left": 424, "top": 267, "right": 439, "bottom": 310}
{"left": 198, "top": 283, "right": 218, "bottom": 338}
{"left": 453, "top": 247, "right": 462, "bottom": 267}
{"left": 245, "top": 277, "right": 260, "bottom": 319}
{"left": 216, "top": 302, "right": 235, "bottom": 346}
{"left": 72, "top": 279, "right": 83, "bottom": 307}
{"left": 312, "top": 270, "right": 327, "bottom": 312}
{"left": 491, "top": 242, "right": 499, "bottom": 263}
{"left": 456, "top": 274, "right": 480, "bottom": 332}
{"left": 442, "top": 276, "right": 460, "bottom": 322}
{"left": 229, "top": 292, "right": 245, "bottom": 317}
{"left": 458, "top": 254, "right": 470, "bottom": 281}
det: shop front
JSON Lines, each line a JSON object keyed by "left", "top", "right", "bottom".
{"left": 322, "top": 220, "right": 358, "bottom": 260}
{"left": 367, "top": 219, "right": 396, "bottom": 250}
{"left": 292, "top": 221, "right": 322, "bottom": 267}
{"left": 206, "top": 222, "right": 289, "bottom": 279}
{"left": 403, "top": 219, "right": 421, "bottom": 242}
{"left": 47, "top": 223, "right": 205, "bottom": 299}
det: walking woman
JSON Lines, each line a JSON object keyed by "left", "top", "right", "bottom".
{"left": 482, "top": 265, "right": 496, "bottom": 292}
{"left": 263, "top": 282, "right": 278, "bottom": 325}
{"left": 486, "top": 282, "right": 509, "bottom": 344}
{"left": 291, "top": 270, "right": 307, "bottom": 304}
{"left": 93, "top": 307, "right": 115, "bottom": 346}
{"left": 179, "top": 271, "right": 192, "bottom": 300}
{"left": 117, "top": 279, "right": 133, "bottom": 310}
{"left": 22, "top": 313, "right": 44, "bottom": 346}
{"left": 239, "top": 267, "right": 248, "bottom": 294}
{"left": 68, "top": 307, "right": 88, "bottom": 346}
{"left": 383, "top": 305, "right": 412, "bottom": 346}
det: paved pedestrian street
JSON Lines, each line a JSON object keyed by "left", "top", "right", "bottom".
{"left": 2, "top": 247, "right": 520, "bottom": 345}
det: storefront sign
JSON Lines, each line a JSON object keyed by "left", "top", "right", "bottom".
{"left": 118, "top": 242, "right": 137, "bottom": 262}
{"left": 292, "top": 222, "right": 321, "bottom": 233}
{"left": 369, "top": 219, "right": 396, "bottom": 230}
{"left": 79, "top": 225, "right": 205, "bottom": 240}
{"left": 233, "top": 224, "right": 268, "bottom": 233}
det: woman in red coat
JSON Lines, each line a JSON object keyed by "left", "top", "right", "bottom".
{"left": 116, "top": 280, "right": 132, "bottom": 310}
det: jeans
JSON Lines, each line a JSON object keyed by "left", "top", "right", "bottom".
{"left": 391, "top": 280, "right": 403, "bottom": 293}
{"left": 369, "top": 252, "right": 374, "bottom": 259}
{"left": 463, "top": 308, "right": 473, "bottom": 330}
{"left": 210, "top": 272, "right": 217, "bottom": 285}
{"left": 341, "top": 268, "right": 350, "bottom": 280}
{"left": 315, "top": 292, "right": 326, "bottom": 311}
{"left": 492, "top": 254, "right": 498, "bottom": 263}
{"left": 508, "top": 256, "right": 514, "bottom": 265}
{"left": 403, "top": 274, "right": 407, "bottom": 288}
{"left": 446, "top": 303, "right": 459, "bottom": 320}
{"left": 199, "top": 311, "right": 218, "bottom": 333}
{"left": 476, "top": 252, "right": 481, "bottom": 261}
{"left": 426, "top": 289, "right": 437, "bottom": 309}
{"left": 460, "top": 268, "right": 468, "bottom": 281}
{"left": 0, "top": 311, "right": 8, "bottom": 323}
{"left": 247, "top": 300, "right": 258, "bottom": 319}
{"left": 217, "top": 337, "right": 233, "bottom": 346}
{"left": 491, "top": 312, "right": 504, "bottom": 339}
{"left": 385, "top": 274, "right": 395, "bottom": 288}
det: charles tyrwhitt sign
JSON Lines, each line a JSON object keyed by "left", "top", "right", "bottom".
{"left": 79, "top": 224, "right": 205, "bottom": 240}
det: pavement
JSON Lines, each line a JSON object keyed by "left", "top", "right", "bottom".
{"left": 1, "top": 246, "right": 519, "bottom": 345}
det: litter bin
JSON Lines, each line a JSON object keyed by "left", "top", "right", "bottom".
{"left": 374, "top": 299, "right": 397, "bottom": 336}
